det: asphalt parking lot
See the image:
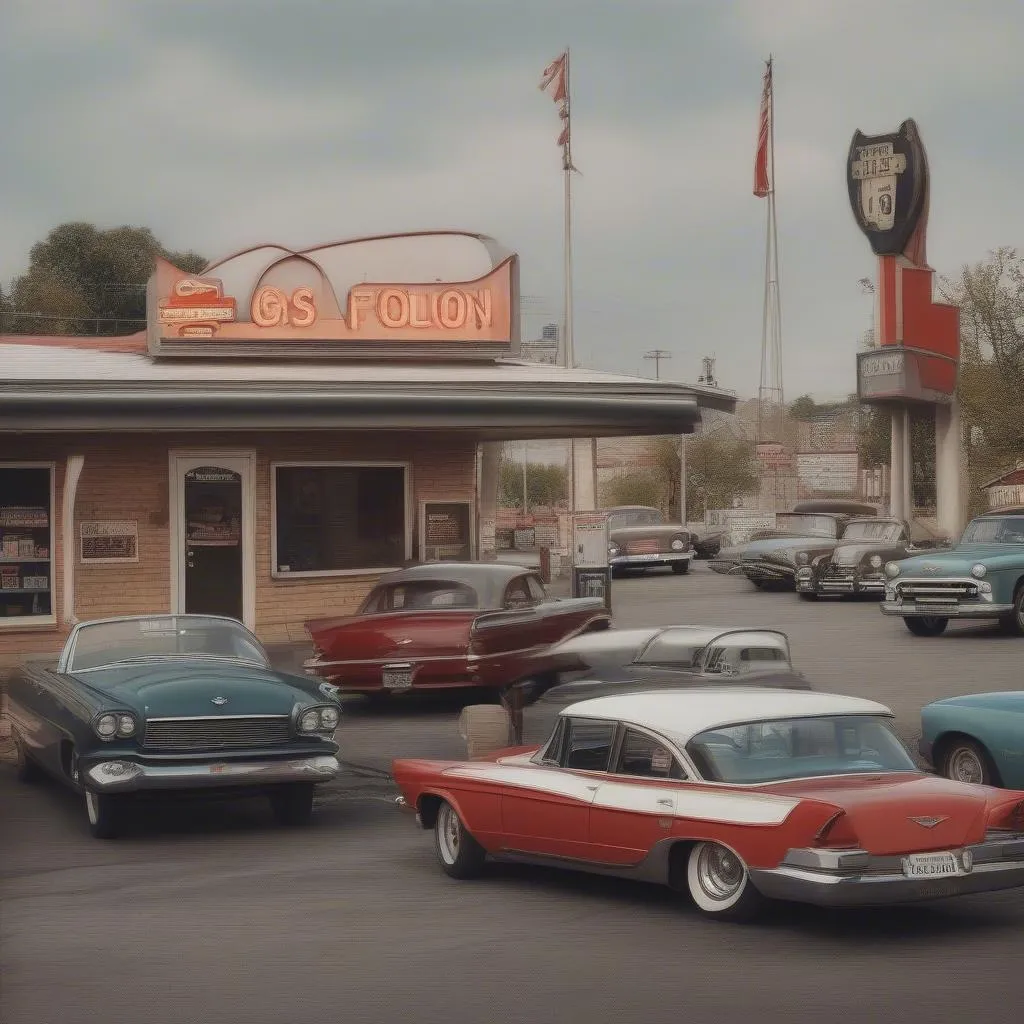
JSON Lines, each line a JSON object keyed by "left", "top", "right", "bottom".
{"left": 3, "top": 562, "right": 1024, "bottom": 1024}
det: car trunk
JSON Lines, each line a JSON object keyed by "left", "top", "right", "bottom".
{"left": 766, "top": 773, "right": 996, "bottom": 855}
{"left": 306, "top": 611, "right": 478, "bottom": 664}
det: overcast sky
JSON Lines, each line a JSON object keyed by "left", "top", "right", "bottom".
{"left": 2, "top": 0, "right": 1022, "bottom": 400}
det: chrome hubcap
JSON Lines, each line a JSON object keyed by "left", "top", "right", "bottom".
{"left": 437, "top": 804, "right": 460, "bottom": 864}
{"left": 949, "top": 748, "right": 984, "bottom": 784}
{"left": 695, "top": 844, "right": 745, "bottom": 901}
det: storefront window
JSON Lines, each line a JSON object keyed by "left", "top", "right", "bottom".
{"left": 0, "top": 464, "right": 55, "bottom": 625}
{"left": 272, "top": 463, "right": 409, "bottom": 576}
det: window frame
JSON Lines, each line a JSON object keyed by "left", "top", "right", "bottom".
{"left": 0, "top": 462, "right": 57, "bottom": 630}
{"left": 269, "top": 460, "right": 412, "bottom": 579}
{"left": 613, "top": 724, "right": 689, "bottom": 780}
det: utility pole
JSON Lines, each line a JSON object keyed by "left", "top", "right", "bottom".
{"left": 644, "top": 349, "right": 672, "bottom": 379}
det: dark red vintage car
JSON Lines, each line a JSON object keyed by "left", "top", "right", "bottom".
{"left": 303, "top": 563, "right": 610, "bottom": 699}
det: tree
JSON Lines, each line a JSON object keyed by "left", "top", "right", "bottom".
{"left": 601, "top": 470, "right": 663, "bottom": 509}
{"left": 788, "top": 394, "right": 818, "bottom": 421}
{"left": 5, "top": 222, "right": 206, "bottom": 336}
{"left": 498, "top": 460, "right": 568, "bottom": 509}
{"left": 684, "top": 432, "right": 760, "bottom": 519}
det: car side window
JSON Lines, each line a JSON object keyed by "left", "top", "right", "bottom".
{"left": 564, "top": 718, "right": 617, "bottom": 772}
{"left": 615, "top": 728, "right": 687, "bottom": 779}
{"left": 526, "top": 575, "right": 547, "bottom": 603}
{"left": 503, "top": 577, "right": 534, "bottom": 609}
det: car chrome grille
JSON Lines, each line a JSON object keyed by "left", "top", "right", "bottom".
{"left": 625, "top": 539, "right": 662, "bottom": 554}
{"left": 143, "top": 716, "right": 292, "bottom": 751}
{"left": 822, "top": 563, "right": 855, "bottom": 582}
{"left": 896, "top": 580, "right": 979, "bottom": 600}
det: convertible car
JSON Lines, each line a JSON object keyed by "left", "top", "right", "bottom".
{"left": 795, "top": 517, "right": 949, "bottom": 600}
{"left": 3, "top": 614, "right": 342, "bottom": 838}
{"left": 918, "top": 691, "right": 1024, "bottom": 788}
{"left": 604, "top": 505, "right": 694, "bottom": 577}
{"left": 303, "top": 562, "right": 610, "bottom": 699}
{"left": 393, "top": 689, "right": 1024, "bottom": 920}
{"left": 709, "top": 500, "right": 882, "bottom": 591}
{"left": 880, "top": 506, "right": 1024, "bottom": 636}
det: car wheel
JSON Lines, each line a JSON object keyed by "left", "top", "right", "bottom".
{"left": 684, "top": 842, "right": 764, "bottom": 921}
{"left": 269, "top": 783, "right": 316, "bottom": 826}
{"left": 85, "top": 788, "right": 125, "bottom": 840}
{"left": 12, "top": 733, "right": 44, "bottom": 783}
{"left": 671, "top": 562, "right": 690, "bottom": 575}
{"left": 999, "top": 586, "right": 1024, "bottom": 637}
{"left": 941, "top": 738, "right": 1000, "bottom": 787}
{"left": 903, "top": 615, "right": 948, "bottom": 637}
{"left": 434, "top": 799, "right": 487, "bottom": 879}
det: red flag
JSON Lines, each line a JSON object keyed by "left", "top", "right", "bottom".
{"left": 539, "top": 53, "right": 567, "bottom": 101}
{"left": 540, "top": 51, "right": 574, "bottom": 168}
{"left": 753, "top": 59, "right": 772, "bottom": 198}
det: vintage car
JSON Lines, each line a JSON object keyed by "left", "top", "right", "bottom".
{"left": 392, "top": 689, "right": 1024, "bottom": 920}
{"left": 3, "top": 614, "right": 343, "bottom": 838}
{"left": 709, "top": 500, "right": 880, "bottom": 591}
{"left": 918, "top": 691, "right": 1024, "bottom": 789}
{"left": 303, "top": 562, "right": 610, "bottom": 699}
{"left": 691, "top": 529, "right": 724, "bottom": 560}
{"left": 604, "top": 505, "right": 694, "bottom": 577}
{"left": 880, "top": 506, "right": 1024, "bottom": 636}
{"left": 795, "top": 517, "right": 949, "bottom": 600}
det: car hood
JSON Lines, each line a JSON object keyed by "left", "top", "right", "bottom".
{"left": 925, "top": 690, "right": 1024, "bottom": 715}
{"left": 71, "top": 661, "right": 320, "bottom": 718}
{"left": 895, "top": 545, "right": 1024, "bottom": 576}
{"left": 766, "top": 772, "right": 1002, "bottom": 855}
{"left": 740, "top": 536, "right": 839, "bottom": 559}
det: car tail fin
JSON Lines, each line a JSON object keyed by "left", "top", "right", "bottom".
{"left": 813, "top": 809, "right": 860, "bottom": 849}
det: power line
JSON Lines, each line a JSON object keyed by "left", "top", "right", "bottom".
{"left": 643, "top": 349, "right": 672, "bottom": 379}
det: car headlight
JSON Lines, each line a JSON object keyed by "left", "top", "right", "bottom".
{"left": 298, "top": 705, "right": 339, "bottom": 734}
{"left": 796, "top": 551, "right": 809, "bottom": 565}
{"left": 869, "top": 555, "right": 882, "bottom": 569}
{"left": 92, "top": 712, "right": 136, "bottom": 741}
{"left": 885, "top": 561, "right": 900, "bottom": 577}
{"left": 971, "top": 563, "right": 987, "bottom": 578}
{"left": 671, "top": 538, "right": 685, "bottom": 551}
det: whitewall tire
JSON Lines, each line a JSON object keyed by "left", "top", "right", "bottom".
{"left": 685, "top": 842, "right": 764, "bottom": 921}
{"left": 434, "top": 800, "right": 487, "bottom": 879}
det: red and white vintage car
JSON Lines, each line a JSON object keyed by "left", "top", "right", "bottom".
{"left": 392, "top": 689, "right": 1024, "bottom": 920}
{"left": 304, "top": 563, "right": 610, "bottom": 699}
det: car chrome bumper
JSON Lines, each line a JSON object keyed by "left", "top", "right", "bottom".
{"left": 83, "top": 754, "right": 342, "bottom": 792}
{"left": 610, "top": 552, "right": 693, "bottom": 567}
{"left": 749, "top": 836, "right": 1024, "bottom": 907}
{"left": 742, "top": 562, "right": 795, "bottom": 582}
{"left": 797, "top": 568, "right": 886, "bottom": 594}
{"left": 880, "top": 601, "right": 1013, "bottom": 618}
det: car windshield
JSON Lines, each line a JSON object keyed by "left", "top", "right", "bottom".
{"left": 774, "top": 514, "right": 838, "bottom": 538}
{"left": 363, "top": 580, "right": 480, "bottom": 611}
{"left": 842, "top": 521, "right": 903, "bottom": 542}
{"left": 607, "top": 509, "right": 663, "bottom": 530}
{"left": 686, "top": 714, "right": 916, "bottom": 784}
{"left": 960, "top": 515, "right": 1024, "bottom": 544}
{"left": 67, "top": 616, "right": 270, "bottom": 672}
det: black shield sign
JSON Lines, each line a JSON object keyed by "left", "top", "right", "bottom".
{"left": 846, "top": 119, "right": 929, "bottom": 256}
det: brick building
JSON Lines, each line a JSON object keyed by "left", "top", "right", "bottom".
{"left": 0, "top": 231, "right": 734, "bottom": 663}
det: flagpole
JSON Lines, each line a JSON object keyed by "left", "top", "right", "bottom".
{"left": 563, "top": 47, "right": 577, "bottom": 521}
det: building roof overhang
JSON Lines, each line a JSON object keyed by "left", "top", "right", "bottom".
{"left": 0, "top": 338, "right": 737, "bottom": 439}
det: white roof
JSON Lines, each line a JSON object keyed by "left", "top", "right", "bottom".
{"left": 0, "top": 342, "right": 728, "bottom": 394}
{"left": 561, "top": 689, "right": 892, "bottom": 744}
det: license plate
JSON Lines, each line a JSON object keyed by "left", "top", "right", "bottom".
{"left": 629, "top": 553, "right": 661, "bottom": 561}
{"left": 901, "top": 851, "right": 962, "bottom": 879}
{"left": 382, "top": 666, "right": 414, "bottom": 690}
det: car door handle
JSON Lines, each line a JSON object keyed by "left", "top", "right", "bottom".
{"left": 586, "top": 785, "right": 598, "bottom": 791}
{"left": 656, "top": 798, "right": 673, "bottom": 807}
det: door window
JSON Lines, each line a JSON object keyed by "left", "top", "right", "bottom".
{"left": 615, "top": 728, "right": 687, "bottom": 779}
{"left": 503, "top": 576, "right": 534, "bottom": 609}
{"left": 563, "top": 718, "right": 617, "bottom": 772}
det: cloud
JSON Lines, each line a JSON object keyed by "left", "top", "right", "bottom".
{"left": 2, "top": 0, "right": 1022, "bottom": 402}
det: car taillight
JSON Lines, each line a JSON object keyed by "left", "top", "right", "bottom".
{"left": 813, "top": 810, "right": 860, "bottom": 849}
{"left": 989, "top": 799, "right": 1024, "bottom": 833}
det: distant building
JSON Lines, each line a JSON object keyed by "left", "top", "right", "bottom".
{"left": 981, "top": 462, "right": 1024, "bottom": 507}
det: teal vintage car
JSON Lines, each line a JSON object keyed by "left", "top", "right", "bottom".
{"left": 880, "top": 506, "right": 1024, "bottom": 636}
{"left": 3, "top": 614, "right": 342, "bottom": 838}
{"left": 919, "top": 692, "right": 1024, "bottom": 788}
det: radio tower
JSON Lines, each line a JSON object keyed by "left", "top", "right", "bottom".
{"left": 754, "top": 57, "right": 784, "bottom": 447}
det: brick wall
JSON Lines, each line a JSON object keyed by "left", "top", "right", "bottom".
{"left": 0, "top": 431, "right": 477, "bottom": 662}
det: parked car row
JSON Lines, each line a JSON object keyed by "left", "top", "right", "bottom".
{"left": 712, "top": 499, "right": 1024, "bottom": 640}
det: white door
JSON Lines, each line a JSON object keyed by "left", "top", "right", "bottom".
{"left": 169, "top": 452, "right": 256, "bottom": 629}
